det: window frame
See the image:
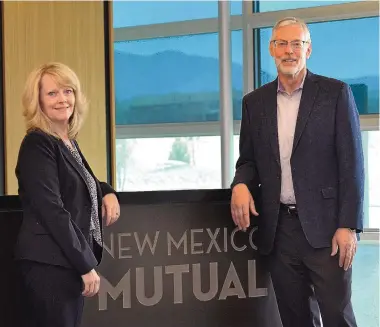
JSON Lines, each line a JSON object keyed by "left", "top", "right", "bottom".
{"left": 112, "top": 1, "right": 379, "bottom": 234}
{"left": 0, "top": 5, "right": 5, "bottom": 195}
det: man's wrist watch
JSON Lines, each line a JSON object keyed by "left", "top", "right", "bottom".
{"left": 347, "top": 228, "right": 357, "bottom": 233}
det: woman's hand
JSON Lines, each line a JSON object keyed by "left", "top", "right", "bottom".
{"left": 101, "top": 193, "right": 120, "bottom": 226}
{"left": 81, "top": 269, "right": 100, "bottom": 297}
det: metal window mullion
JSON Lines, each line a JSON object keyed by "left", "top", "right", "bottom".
{"left": 114, "top": 16, "right": 244, "bottom": 42}
{"left": 115, "top": 121, "right": 241, "bottom": 139}
{"left": 247, "top": 1, "right": 379, "bottom": 29}
{"left": 243, "top": 0, "right": 254, "bottom": 95}
{"left": 218, "top": 1, "right": 234, "bottom": 188}
{"left": 360, "top": 114, "right": 379, "bottom": 131}
{"left": 115, "top": 115, "right": 379, "bottom": 139}
{"left": 360, "top": 229, "right": 380, "bottom": 242}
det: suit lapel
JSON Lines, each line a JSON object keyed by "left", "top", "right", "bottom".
{"left": 292, "top": 71, "right": 319, "bottom": 154}
{"left": 264, "top": 79, "right": 281, "bottom": 166}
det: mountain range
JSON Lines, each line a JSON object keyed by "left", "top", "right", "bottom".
{"left": 114, "top": 49, "right": 378, "bottom": 98}
{"left": 113, "top": 49, "right": 379, "bottom": 123}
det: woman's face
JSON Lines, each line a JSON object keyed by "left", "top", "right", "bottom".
{"left": 39, "top": 74, "right": 75, "bottom": 126}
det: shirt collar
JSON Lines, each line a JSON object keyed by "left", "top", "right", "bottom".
{"left": 277, "top": 72, "right": 306, "bottom": 94}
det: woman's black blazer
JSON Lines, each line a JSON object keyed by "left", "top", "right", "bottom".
{"left": 14, "top": 129, "right": 116, "bottom": 275}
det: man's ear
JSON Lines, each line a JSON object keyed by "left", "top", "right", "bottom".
{"left": 306, "top": 42, "right": 312, "bottom": 59}
{"left": 269, "top": 41, "right": 275, "bottom": 57}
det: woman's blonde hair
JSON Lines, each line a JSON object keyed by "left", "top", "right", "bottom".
{"left": 22, "top": 62, "right": 88, "bottom": 139}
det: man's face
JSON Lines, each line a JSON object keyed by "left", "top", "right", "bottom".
{"left": 269, "top": 24, "right": 312, "bottom": 77}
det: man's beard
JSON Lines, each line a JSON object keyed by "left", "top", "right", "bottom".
{"left": 276, "top": 59, "right": 303, "bottom": 76}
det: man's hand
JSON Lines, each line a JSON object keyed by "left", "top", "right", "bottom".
{"left": 81, "top": 269, "right": 100, "bottom": 297}
{"left": 102, "top": 193, "right": 120, "bottom": 226}
{"left": 231, "top": 184, "right": 259, "bottom": 231}
{"left": 331, "top": 228, "right": 357, "bottom": 270}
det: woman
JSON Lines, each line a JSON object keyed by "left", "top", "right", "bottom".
{"left": 14, "top": 62, "right": 120, "bottom": 327}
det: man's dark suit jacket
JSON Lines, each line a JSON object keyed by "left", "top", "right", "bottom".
{"left": 14, "top": 129, "right": 117, "bottom": 275}
{"left": 232, "top": 70, "right": 364, "bottom": 255}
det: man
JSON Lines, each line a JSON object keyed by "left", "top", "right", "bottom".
{"left": 231, "top": 17, "right": 364, "bottom": 327}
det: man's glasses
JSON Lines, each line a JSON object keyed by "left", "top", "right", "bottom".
{"left": 271, "top": 40, "right": 309, "bottom": 50}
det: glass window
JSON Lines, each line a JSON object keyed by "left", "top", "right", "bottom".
{"left": 114, "top": 30, "right": 243, "bottom": 125}
{"left": 232, "top": 30, "right": 243, "bottom": 120}
{"left": 116, "top": 131, "right": 379, "bottom": 226}
{"left": 352, "top": 240, "right": 379, "bottom": 327}
{"left": 258, "top": 18, "right": 379, "bottom": 114}
{"left": 116, "top": 136, "right": 221, "bottom": 191}
{"left": 257, "top": 0, "right": 363, "bottom": 12}
{"left": 364, "top": 130, "right": 380, "bottom": 229}
{"left": 231, "top": 0, "right": 242, "bottom": 15}
{"left": 113, "top": 1, "right": 218, "bottom": 28}
{"left": 113, "top": 1, "right": 243, "bottom": 28}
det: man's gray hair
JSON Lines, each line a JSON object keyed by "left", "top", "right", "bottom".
{"left": 271, "top": 17, "right": 311, "bottom": 42}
